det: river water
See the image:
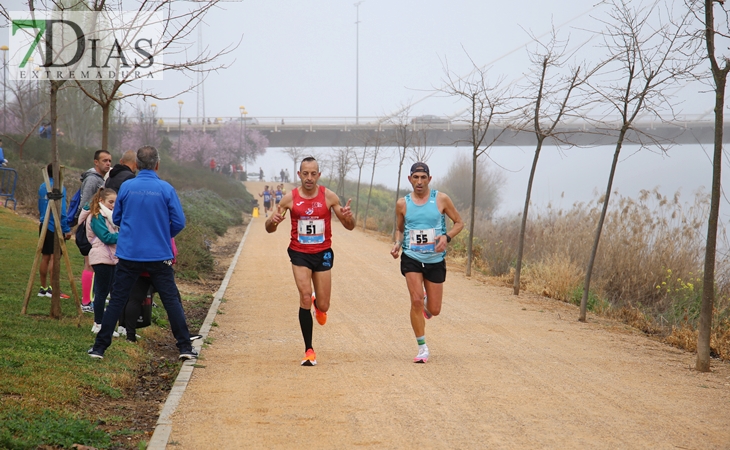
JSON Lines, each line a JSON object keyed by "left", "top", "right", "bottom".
{"left": 254, "top": 142, "right": 725, "bottom": 220}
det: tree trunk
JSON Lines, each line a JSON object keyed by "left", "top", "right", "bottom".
{"left": 465, "top": 148, "right": 478, "bottom": 277}
{"left": 355, "top": 165, "right": 363, "bottom": 224}
{"left": 101, "top": 103, "right": 110, "bottom": 151}
{"left": 580, "top": 131, "right": 625, "bottom": 321}
{"left": 364, "top": 156, "right": 377, "bottom": 230}
{"left": 514, "top": 139, "right": 543, "bottom": 295}
{"left": 49, "top": 80, "right": 62, "bottom": 319}
{"left": 697, "top": 78, "right": 725, "bottom": 372}
{"left": 392, "top": 161, "right": 403, "bottom": 241}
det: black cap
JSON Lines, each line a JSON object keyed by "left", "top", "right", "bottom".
{"left": 410, "top": 162, "right": 430, "bottom": 176}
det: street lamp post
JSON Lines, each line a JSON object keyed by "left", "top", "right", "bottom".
{"left": 354, "top": 2, "right": 362, "bottom": 125}
{"left": 177, "top": 100, "right": 184, "bottom": 159}
{"left": 150, "top": 103, "right": 157, "bottom": 143}
{"left": 1, "top": 45, "right": 8, "bottom": 133}
{"left": 240, "top": 105, "right": 247, "bottom": 174}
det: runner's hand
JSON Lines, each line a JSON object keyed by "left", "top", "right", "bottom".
{"left": 340, "top": 199, "right": 353, "bottom": 218}
{"left": 271, "top": 205, "right": 286, "bottom": 226}
{"left": 391, "top": 241, "right": 401, "bottom": 259}
{"left": 435, "top": 235, "right": 448, "bottom": 253}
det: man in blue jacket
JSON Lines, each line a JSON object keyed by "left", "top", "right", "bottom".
{"left": 88, "top": 146, "right": 197, "bottom": 361}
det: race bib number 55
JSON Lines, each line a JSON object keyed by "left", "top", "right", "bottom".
{"left": 409, "top": 228, "right": 436, "bottom": 253}
{"left": 298, "top": 219, "right": 325, "bottom": 244}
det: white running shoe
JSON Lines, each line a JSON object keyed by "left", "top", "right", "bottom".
{"left": 117, "top": 326, "right": 127, "bottom": 336}
{"left": 414, "top": 345, "right": 429, "bottom": 363}
{"left": 91, "top": 323, "right": 119, "bottom": 337}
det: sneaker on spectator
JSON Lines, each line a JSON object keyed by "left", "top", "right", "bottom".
{"left": 37, "top": 287, "right": 48, "bottom": 297}
{"left": 81, "top": 304, "right": 94, "bottom": 313}
{"left": 179, "top": 349, "right": 198, "bottom": 361}
{"left": 91, "top": 323, "right": 119, "bottom": 337}
{"left": 189, "top": 334, "right": 203, "bottom": 342}
{"left": 87, "top": 348, "right": 104, "bottom": 359}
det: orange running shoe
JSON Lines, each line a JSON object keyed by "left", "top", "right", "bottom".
{"left": 301, "top": 348, "right": 317, "bottom": 366}
{"left": 312, "top": 292, "right": 327, "bottom": 325}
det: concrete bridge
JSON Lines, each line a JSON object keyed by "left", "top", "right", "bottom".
{"left": 151, "top": 116, "right": 720, "bottom": 148}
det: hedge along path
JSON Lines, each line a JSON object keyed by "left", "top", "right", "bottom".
{"left": 167, "top": 181, "right": 730, "bottom": 449}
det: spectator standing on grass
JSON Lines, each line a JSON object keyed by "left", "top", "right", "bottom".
{"left": 78, "top": 188, "right": 120, "bottom": 336}
{"left": 88, "top": 145, "right": 197, "bottom": 361}
{"left": 105, "top": 150, "right": 137, "bottom": 193}
{"left": 75, "top": 150, "right": 112, "bottom": 309}
{"left": 0, "top": 139, "right": 8, "bottom": 166}
{"left": 37, "top": 163, "right": 71, "bottom": 299}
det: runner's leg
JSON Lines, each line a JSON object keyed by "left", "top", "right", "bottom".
{"left": 292, "top": 264, "right": 315, "bottom": 350}
{"left": 311, "top": 270, "right": 332, "bottom": 313}
{"left": 423, "top": 280, "right": 443, "bottom": 317}
{"left": 405, "top": 272, "right": 427, "bottom": 337}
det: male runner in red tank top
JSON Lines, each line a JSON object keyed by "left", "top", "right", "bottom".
{"left": 266, "top": 156, "right": 355, "bottom": 366}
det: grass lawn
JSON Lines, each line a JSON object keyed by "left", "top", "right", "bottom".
{"left": 0, "top": 207, "right": 157, "bottom": 449}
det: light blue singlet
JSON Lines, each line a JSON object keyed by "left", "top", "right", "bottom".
{"left": 403, "top": 189, "right": 446, "bottom": 264}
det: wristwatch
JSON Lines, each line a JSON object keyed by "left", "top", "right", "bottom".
{"left": 445, "top": 235, "right": 452, "bottom": 243}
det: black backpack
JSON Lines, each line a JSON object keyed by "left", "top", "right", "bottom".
{"left": 75, "top": 219, "right": 92, "bottom": 256}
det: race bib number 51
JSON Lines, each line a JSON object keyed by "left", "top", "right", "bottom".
{"left": 298, "top": 219, "right": 325, "bottom": 244}
{"left": 409, "top": 228, "right": 436, "bottom": 253}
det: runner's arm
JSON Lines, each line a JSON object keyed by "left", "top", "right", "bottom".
{"left": 327, "top": 189, "right": 355, "bottom": 231}
{"left": 435, "top": 192, "right": 464, "bottom": 253}
{"left": 391, "top": 198, "right": 406, "bottom": 259}
{"left": 266, "top": 192, "right": 292, "bottom": 233}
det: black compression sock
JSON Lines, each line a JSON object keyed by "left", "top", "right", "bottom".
{"left": 299, "top": 307, "right": 313, "bottom": 351}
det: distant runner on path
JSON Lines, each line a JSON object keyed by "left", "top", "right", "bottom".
{"left": 390, "top": 162, "right": 464, "bottom": 363}
{"left": 266, "top": 156, "right": 355, "bottom": 366}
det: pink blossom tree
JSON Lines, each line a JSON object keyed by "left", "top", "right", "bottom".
{"left": 172, "top": 129, "right": 218, "bottom": 165}
{"left": 215, "top": 122, "right": 268, "bottom": 167}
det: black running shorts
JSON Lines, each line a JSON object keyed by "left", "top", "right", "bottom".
{"left": 400, "top": 252, "right": 446, "bottom": 283}
{"left": 39, "top": 224, "right": 57, "bottom": 255}
{"left": 288, "top": 247, "right": 334, "bottom": 272}
{"left": 264, "top": 201, "right": 271, "bottom": 209}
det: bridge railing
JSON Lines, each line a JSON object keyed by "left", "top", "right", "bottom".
{"left": 140, "top": 114, "right": 719, "bottom": 134}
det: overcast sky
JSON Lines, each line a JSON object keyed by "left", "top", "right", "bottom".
{"left": 2, "top": 1, "right": 727, "bottom": 217}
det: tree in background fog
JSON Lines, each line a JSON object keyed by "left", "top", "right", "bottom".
{"left": 437, "top": 154, "right": 504, "bottom": 221}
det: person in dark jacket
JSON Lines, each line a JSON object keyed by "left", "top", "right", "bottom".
{"left": 105, "top": 150, "right": 137, "bottom": 193}
{"left": 88, "top": 145, "right": 196, "bottom": 361}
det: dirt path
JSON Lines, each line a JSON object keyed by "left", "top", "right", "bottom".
{"left": 168, "top": 181, "right": 730, "bottom": 449}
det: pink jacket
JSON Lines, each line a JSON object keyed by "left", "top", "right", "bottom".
{"left": 78, "top": 208, "right": 118, "bottom": 266}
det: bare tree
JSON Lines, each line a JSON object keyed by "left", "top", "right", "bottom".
{"left": 281, "top": 147, "right": 307, "bottom": 180}
{"left": 579, "top": 0, "right": 699, "bottom": 321}
{"left": 693, "top": 0, "right": 730, "bottom": 372}
{"left": 67, "top": 0, "right": 237, "bottom": 151}
{"left": 438, "top": 153, "right": 504, "bottom": 220}
{"left": 389, "top": 103, "right": 417, "bottom": 240}
{"left": 512, "top": 30, "right": 595, "bottom": 295}
{"left": 442, "top": 56, "right": 512, "bottom": 276}
{"left": 332, "top": 146, "right": 355, "bottom": 199}
{"left": 351, "top": 142, "right": 370, "bottom": 224}
{"left": 361, "top": 125, "right": 390, "bottom": 230}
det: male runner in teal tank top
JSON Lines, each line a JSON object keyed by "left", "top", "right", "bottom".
{"left": 391, "top": 162, "right": 464, "bottom": 363}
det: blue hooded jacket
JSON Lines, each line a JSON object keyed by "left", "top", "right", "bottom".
{"left": 38, "top": 179, "right": 70, "bottom": 234}
{"left": 112, "top": 170, "right": 185, "bottom": 262}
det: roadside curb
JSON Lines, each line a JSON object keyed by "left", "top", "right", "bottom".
{"left": 147, "top": 218, "right": 254, "bottom": 449}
